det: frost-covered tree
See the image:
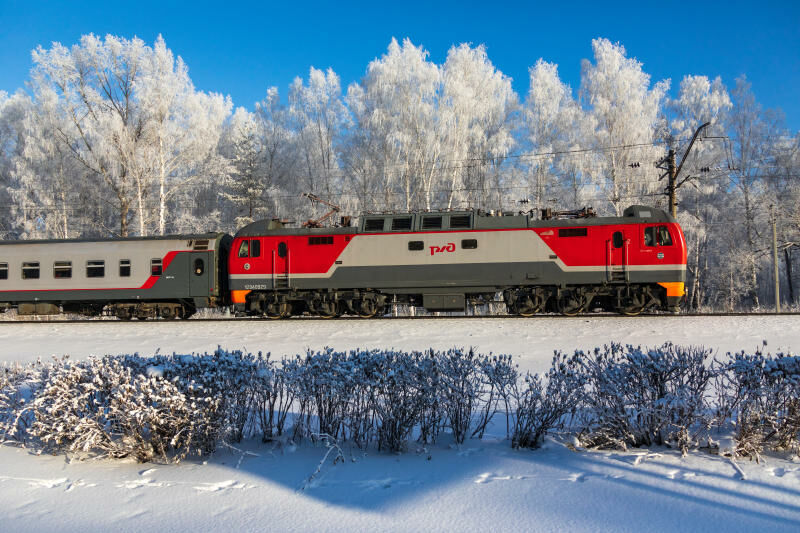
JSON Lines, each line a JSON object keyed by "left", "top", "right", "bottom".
{"left": 137, "top": 35, "right": 231, "bottom": 235}
{"left": 580, "top": 38, "right": 669, "bottom": 215}
{"left": 439, "top": 44, "right": 516, "bottom": 209}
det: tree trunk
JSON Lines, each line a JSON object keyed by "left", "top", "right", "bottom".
{"left": 785, "top": 247, "right": 795, "bottom": 305}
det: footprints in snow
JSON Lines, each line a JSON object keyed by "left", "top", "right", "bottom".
{"left": 474, "top": 472, "right": 534, "bottom": 484}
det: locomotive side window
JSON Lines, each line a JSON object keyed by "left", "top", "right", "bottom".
{"left": 119, "top": 259, "right": 131, "bottom": 277}
{"left": 0, "top": 262, "right": 7, "bottom": 280}
{"left": 54, "top": 261, "right": 72, "bottom": 279}
{"left": 422, "top": 216, "right": 442, "bottom": 230}
{"left": 392, "top": 217, "right": 412, "bottom": 231}
{"left": 151, "top": 259, "right": 163, "bottom": 276}
{"left": 309, "top": 236, "right": 334, "bottom": 245}
{"left": 194, "top": 258, "right": 205, "bottom": 276}
{"left": 449, "top": 215, "right": 471, "bottom": 229}
{"left": 278, "top": 242, "right": 288, "bottom": 258}
{"left": 238, "top": 240, "right": 249, "bottom": 257}
{"left": 644, "top": 226, "right": 672, "bottom": 246}
{"left": 87, "top": 260, "right": 105, "bottom": 278}
{"left": 658, "top": 226, "right": 673, "bottom": 246}
{"left": 22, "top": 262, "right": 40, "bottom": 279}
{"left": 364, "top": 218, "right": 385, "bottom": 232}
{"left": 461, "top": 239, "right": 478, "bottom": 249}
{"left": 558, "top": 228, "right": 588, "bottom": 237}
{"left": 408, "top": 241, "right": 424, "bottom": 251}
{"left": 612, "top": 232, "right": 624, "bottom": 248}
{"left": 644, "top": 227, "right": 656, "bottom": 247}
{"left": 251, "top": 239, "right": 261, "bottom": 257}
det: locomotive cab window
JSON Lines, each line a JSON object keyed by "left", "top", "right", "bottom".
{"left": 364, "top": 218, "right": 385, "bottom": 232}
{"left": 251, "top": 239, "right": 261, "bottom": 257}
{"left": 237, "top": 240, "right": 249, "bottom": 257}
{"left": 657, "top": 226, "right": 673, "bottom": 246}
{"left": 408, "top": 240, "right": 424, "bottom": 251}
{"left": 151, "top": 259, "right": 163, "bottom": 276}
{"left": 119, "top": 259, "right": 131, "bottom": 277}
{"left": 194, "top": 258, "right": 205, "bottom": 276}
{"left": 0, "top": 262, "right": 7, "bottom": 280}
{"left": 461, "top": 239, "right": 478, "bottom": 249}
{"left": 612, "top": 231, "right": 624, "bottom": 248}
{"left": 22, "top": 262, "right": 40, "bottom": 280}
{"left": 87, "top": 260, "right": 105, "bottom": 278}
{"left": 54, "top": 261, "right": 72, "bottom": 279}
{"left": 645, "top": 226, "right": 673, "bottom": 247}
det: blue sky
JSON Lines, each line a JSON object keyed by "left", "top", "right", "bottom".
{"left": 1, "top": 0, "right": 798, "bottom": 130}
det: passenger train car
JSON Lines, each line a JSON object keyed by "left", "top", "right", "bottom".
{"left": 229, "top": 205, "right": 686, "bottom": 318}
{"left": 0, "top": 234, "right": 231, "bottom": 319}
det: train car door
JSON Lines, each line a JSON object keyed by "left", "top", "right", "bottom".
{"left": 190, "top": 252, "right": 211, "bottom": 297}
{"left": 607, "top": 228, "right": 628, "bottom": 281}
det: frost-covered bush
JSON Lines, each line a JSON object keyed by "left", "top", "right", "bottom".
{"left": 0, "top": 360, "right": 44, "bottom": 443}
{"left": 474, "top": 354, "right": 517, "bottom": 439}
{"left": 577, "top": 343, "right": 713, "bottom": 453}
{"left": 716, "top": 352, "right": 800, "bottom": 458}
{"left": 438, "top": 349, "right": 486, "bottom": 444}
{"left": 511, "top": 351, "right": 584, "bottom": 449}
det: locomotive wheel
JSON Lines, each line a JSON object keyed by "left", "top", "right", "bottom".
{"left": 357, "top": 299, "right": 379, "bottom": 318}
{"left": 317, "top": 300, "right": 339, "bottom": 318}
{"left": 618, "top": 304, "right": 645, "bottom": 316}
{"left": 557, "top": 293, "right": 586, "bottom": 316}
{"left": 514, "top": 291, "right": 545, "bottom": 317}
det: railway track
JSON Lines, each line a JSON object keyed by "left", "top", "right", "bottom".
{"left": 2, "top": 311, "right": 798, "bottom": 324}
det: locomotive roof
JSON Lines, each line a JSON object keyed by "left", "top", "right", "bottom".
{"left": 236, "top": 205, "right": 675, "bottom": 236}
{"left": 0, "top": 232, "right": 229, "bottom": 246}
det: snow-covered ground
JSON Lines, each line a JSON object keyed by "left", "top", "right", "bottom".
{"left": 2, "top": 316, "right": 800, "bottom": 532}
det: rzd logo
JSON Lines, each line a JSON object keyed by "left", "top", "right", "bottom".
{"left": 430, "top": 243, "right": 456, "bottom": 256}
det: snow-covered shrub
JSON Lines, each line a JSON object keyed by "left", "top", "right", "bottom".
{"left": 577, "top": 343, "right": 713, "bottom": 453}
{"left": 715, "top": 352, "right": 800, "bottom": 458}
{"left": 251, "top": 356, "right": 294, "bottom": 442}
{"left": 438, "top": 349, "right": 485, "bottom": 444}
{"left": 370, "top": 350, "right": 427, "bottom": 452}
{"left": 475, "top": 354, "right": 517, "bottom": 439}
{"left": 511, "top": 351, "right": 584, "bottom": 449}
{"left": 0, "top": 360, "right": 44, "bottom": 443}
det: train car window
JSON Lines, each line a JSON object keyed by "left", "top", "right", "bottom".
{"left": 408, "top": 241, "right": 424, "bottom": 251}
{"left": 22, "top": 262, "right": 40, "bottom": 280}
{"left": 0, "top": 262, "right": 7, "bottom": 280}
{"left": 309, "top": 236, "right": 334, "bottom": 245}
{"left": 422, "top": 216, "right": 442, "bottom": 230}
{"left": 613, "top": 232, "right": 624, "bottom": 248}
{"left": 119, "top": 259, "right": 131, "bottom": 277}
{"left": 558, "top": 228, "right": 588, "bottom": 237}
{"left": 364, "top": 218, "right": 385, "bottom": 232}
{"left": 449, "top": 215, "right": 471, "bottom": 229}
{"left": 461, "top": 239, "right": 478, "bottom": 249}
{"left": 644, "top": 227, "right": 656, "bottom": 247}
{"left": 54, "top": 261, "right": 72, "bottom": 279}
{"left": 193, "top": 239, "right": 209, "bottom": 251}
{"left": 237, "top": 240, "right": 249, "bottom": 257}
{"left": 194, "top": 258, "right": 205, "bottom": 276}
{"left": 151, "top": 259, "right": 163, "bottom": 276}
{"left": 657, "top": 226, "right": 673, "bottom": 246}
{"left": 251, "top": 239, "right": 261, "bottom": 257}
{"left": 87, "top": 260, "right": 105, "bottom": 278}
{"left": 392, "top": 217, "right": 412, "bottom": 231}
{"left": 278, "top": 242, "right": 288, "bottom": 258}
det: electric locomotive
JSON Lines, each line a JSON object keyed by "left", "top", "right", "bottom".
{"left": 228, "top": 205, "right": 686, "bottom": 317}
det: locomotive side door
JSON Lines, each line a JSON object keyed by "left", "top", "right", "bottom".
{"left": 272, "top": 240, "right": 290, "bottom": 289}
{"left": 607, "top": 228, "right": 628, "bottom": 282}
